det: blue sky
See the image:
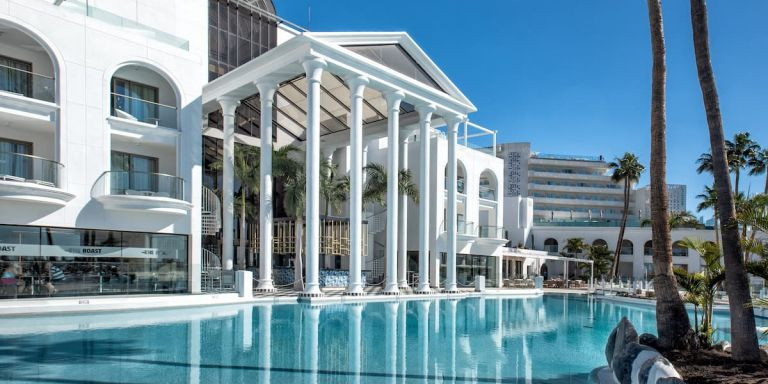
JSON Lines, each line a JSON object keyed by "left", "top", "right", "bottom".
{"left": 274, "top": 0, "right": 768, "bottom": 217}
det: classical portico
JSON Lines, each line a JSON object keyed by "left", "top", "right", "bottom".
{"left": 202, "top": 32, "right": 476, "bottom": 296}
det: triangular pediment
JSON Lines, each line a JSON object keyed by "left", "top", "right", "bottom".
{"left": 305, "top": 32, "right": 475, "bottom": 111}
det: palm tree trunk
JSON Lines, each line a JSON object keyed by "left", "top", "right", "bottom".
{"left": 764, "top": 173, "right": 768, "bottom": 195}
{"left": 612, "top": 179, "right": 630, "bottom": 279}
{"left": 690, "top": 0, "right": 760, "bottom": 361}
{"left": 734, "top": 168, "right": 740, "bottom": 197}
{"left": 238, "top": 195, "right": 246, "bottom": 269}
{"left": 693, "top": 305, "right": 699, "bottom": 334}
{"left": 293, "top": 218, "right": 305, "bottom": 291}
{"left": 713, "top": 211, "right": 720, "bottom": 248}
{"left": 648, "top": 0, "right": 692, "bottom": 350}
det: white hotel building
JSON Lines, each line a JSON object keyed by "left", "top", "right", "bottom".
{"left": 498, "top": 142, "right": 716, "bottom": 280}
{"left": 0, "top": 0, "right": 507, "bottom": 300}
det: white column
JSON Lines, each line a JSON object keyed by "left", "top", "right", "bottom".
{"left": 416, "top": 104, "right": 436, "bottom": 293}
{"left": 304, "top": 305, "right": 321, "bottom": 384}
{"left": 258, "top": 305, "right": 272, "bottom": 384}
{"left": 348, "top": 304, "right": 363, "bottom": 384}
{"left": 397, "top": 135, "right": 410, "bottom": 289}
{"left": 444, "top": 115, "right": 462, "bottom": 293}
{"left": 217, "top": 96, "right": 240, "bottom": 271}
{"left": 345, "top": 75, "right": 369, "bottom": 296}
{"left": 385, "top": 302, "right": 398, "bottom": 384}
{"left": 256, "top": 81, "right": 278, "bottom": 291}
{"left": 417, "top": 301, "right": 430, "bottom": 383}
{"left": 384, "top": 91, "right": 405, "bottom": 294}
{"left": 302, "top": 57, "right": 327, "bottom": 296}
{"left": 447, "top": 299, "right": 457, "bottom": 382}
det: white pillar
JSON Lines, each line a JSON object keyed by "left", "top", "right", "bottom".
{"left": 416, "top": 104, "right": 436, "bottom": 293}
{"left": 384, "top": 91, "right": 404, "bottom": 294}
{"left": 345, "top": 75, "right": 369, "bottom": 296}
{"left": 258, "top": 305, "right": 272, "bottom": 384}
{"left": 444, "top": 115, "right": 462, "bottom": 293}
{"left": 304, "top": 305, "right": 320, "bottom": 384}
{"left": 256, "top": 81, "right": 278, "bottom": 291}
{"left": 447, "top": 299, "right": 457, "bottom": 382}
{"left": 385, "top": 302, "right": 398, "bottom": 384}
{"left": 397, "top": 135, "right": 410, "bottom": 289}
{"left": 417, "top": 301, "right": 430, "bottom": 382}
{"left": 217, "top": 96, "right": 240, "bottom": 271}
{"left": 302, "top": 57, "right": 327, "bottom": 296}
{"left": 348, "top": 304, "right": 363, "bottom": 384}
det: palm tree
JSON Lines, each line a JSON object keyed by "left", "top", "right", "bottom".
{"left": 210, "top": 143, "right": 261, "bottom": 269}
{"left": 668, "top": 211, "right": 700, "bottom": 229}
{"left": 647, "top": 0, "right": 692, "bottom": 351}
{"left": 696, "top": 185, "right": 720, "bottom": 246}
{"left": 725, "top": 132, "right": 760, "bottom": 197}
{"left": 362, "top": 162, "right": 419, "bottom": 206}
{"left": 277, "top": 149, "right": 306, "bottom": 292}
{"left": 748, "top": 148, "right": 768, "bottom": 194}
{"left": 608, "top": 152, "right": 645, "bottom": 278}
{"left": 320, "top": 158, "right": 349, "bottom": 216}
{"left": 674, "top": 238, "right": 726, "bottom": 344}
{"left": 690, "top": 0, "right": 760, "bottom": 361}
{"left": 582, "top": 244, "right": 612, "bottom": 278}
{"left": 563, "top": 238, "right": 589, "bottom": 257}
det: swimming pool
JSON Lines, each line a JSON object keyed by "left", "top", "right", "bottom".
{"left": 0, "top": 295, "right": 765, "bottom": 383}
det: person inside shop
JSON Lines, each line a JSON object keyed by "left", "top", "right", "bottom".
{"left": 1, "top": 262, "right": 22, "bottom": 297}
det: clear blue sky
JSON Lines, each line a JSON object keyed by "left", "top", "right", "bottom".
{"left": 274, "top": 0, "right": 768, "bottom": 217}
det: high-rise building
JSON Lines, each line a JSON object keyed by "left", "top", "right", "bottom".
{"left": 635, "top": 184, "right": 687, "bottom": 219}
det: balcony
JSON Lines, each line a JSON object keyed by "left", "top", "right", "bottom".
{"left": 92, "top": 171, "right": 191, "bottom": 214}
{"left": 0, "top": 65, "right": 58, "bottom": 120}
{"left": 0, "top": 152, "right": 73, "bottom": 205}
{"left": 478, "top": 225, "right": 504, "bottom": 239}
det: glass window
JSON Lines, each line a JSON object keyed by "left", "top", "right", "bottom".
{"left": 1, "top": 224, "right": 188, "bottom": 299}
{"left": 0, "top": 55, "right": 32, "bottom": 97}
{"left": 111, "top": 77, "right": 160, "bottom": 123}
{"left": 110, "top": 151, "right": 159, "bottom": 195}
{"left": 0, "top": 138, "right": 33, "bottom": 180}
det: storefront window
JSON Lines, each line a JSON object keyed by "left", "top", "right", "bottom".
{"left": 0, "top": 224, "right": 187, "bottom": 299}
{"left": 440, "top": 253, "right": 498, "bottom": 287}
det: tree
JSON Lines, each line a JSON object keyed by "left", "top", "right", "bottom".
{"left": 564, "top": 238, "right": 589, "bottom": 257}
{"left": 277, "top": 148, "right": 307, "bottom": 292}
{"left": 748, "top": 148, "right": 768, "bottom": 194}
{"left": 608, "top": 152, "right": 645, "bottom": 278}
{"left": 210, "top": 143, "right": 260, "bottom": 269}
{"left": 362, "top": 163, "right": 419, "bottom": 206}
{"left": 690, "top": 0, "right": 761, "bottom": 361}
{"left": 582, "top": 244, "right": 612, "bottom": 278}
{"left": 724, "top": 132, "right": 759, "bottom": 197}
{"left": 674, "top": 238, "right": 726, "bottom": 344}
{"left": 647, "top": 0, "right": 692, "bottom": 351}
{"left": 696, "top": 185, "right": 720, "bottom": 246}
{"left": 320, "top": 158, "right": 349, "bottom": 216}
{"left": 640, "top": 210, "right": 702, "bottom": 229}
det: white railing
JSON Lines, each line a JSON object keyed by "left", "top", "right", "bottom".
{"left": 201, "top": 186, "right": 222, "bottom": 236}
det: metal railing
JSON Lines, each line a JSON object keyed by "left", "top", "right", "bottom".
{"left": 458, "top": 221, "right": 476, "bottom": 236}
{"left": 478, "top": 225, "right": 504, "bottom": 239}
{"left": 93, "top": 171, "right": 185, "bottom": 200}
{"left": 0, "top": 63, "right": 55, "bottom": 103}
{"left": 111, "top": 93, "right": 177, "bottom": 128}
{"left": 0, "top": 152, "right": 62, "bottom": 187}
{"left": 479, "top": 185, "right": 496, "bottom": 200}
{"left": 201, "top": 186, "right": 222, "bottom": 236}
{"left": 532, "top": 153, "right": 605, "bottom": 162}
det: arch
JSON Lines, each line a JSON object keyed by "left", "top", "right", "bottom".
{"left": 620, "top": 239, "right": 634, "bottom": 255}
{"left": 543, "top": 238, "right": 558, "bottom": 253}
{"left": 644, "top": 240, "right": 653, "bottom": 256}
{"left": 479, "top": 169, "right": 498, "bottom": 200}
{"left": 103, "top": 59, "right": 183, "bottom": 128}
{"left": 592, "top": 239, "right": 608, "bottom": 248}
{"left": 444, "top": 160, "right": 467, "bottom": 194}
{"left": 672, "top": 240, "right": 688, "bottom": 257}
{"left": 0, "top": 15, "right": 64, "bottom": 104}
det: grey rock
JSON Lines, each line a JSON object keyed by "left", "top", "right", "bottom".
{"left": 656, "top": 377, "right": 686, "bottom": 384}
{"left": 638, "top": 355, "right": 666, "bottom": 384}
{"left": 611, "top": 342, "right": 658, "bottom": 384}
{"left": 589, "top": 366, "right": 618, "bottom": 384}
{"left": 609, "top": 317, "right": 639, "bottom": 370}
{"left": 605, "top": 327, "right": 618, "bottom": 365}
{"left": 713, "top": 340, "right": 730, "bottom": 352}
{"left": 639, "top": 333, "right": 659, "bottom": 349}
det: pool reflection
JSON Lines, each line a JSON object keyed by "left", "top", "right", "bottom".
{"left": 1, "top": 295, "right": 759, "bottom": 383}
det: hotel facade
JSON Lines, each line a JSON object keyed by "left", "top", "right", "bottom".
{"left": 0, "top": 0, "right": 507, "bottom": 300}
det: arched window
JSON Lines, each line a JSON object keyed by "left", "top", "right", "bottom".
{"left": 0, "top": 20, "right": 58, "bottom": 103}
{"left": 620, "top": 239, "right": 634, "bottom": 255}
{"left": 672, "top": 241, "right": 689, "bottom": 257}
{"left": 644, "top": 240, "right": 653, "bottom": 256}
{"left": 444, "top": 161, "right": 466, "bottom": 194}
{"left": 592, "top": 239, "right": 608, "bottom": 248}
{"left": 479, "top": 170, "right": 498, "bottom": 200}
{"left": 111, "top": 64, "right": 179, "bottom": 128}
{"left": 544, "top": 238, "right": 558, "bottom": 253}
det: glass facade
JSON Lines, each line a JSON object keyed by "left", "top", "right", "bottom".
{"left": 0, "top": 224, "right": 188, "bottom": 299}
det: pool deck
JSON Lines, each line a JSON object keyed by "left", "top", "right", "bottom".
{"left": 0, "top": 287, "right": 573, "bottom": 317}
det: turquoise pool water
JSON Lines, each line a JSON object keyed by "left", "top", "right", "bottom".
{"left": 0, "top": 295, "right": 765, "bottom": 383}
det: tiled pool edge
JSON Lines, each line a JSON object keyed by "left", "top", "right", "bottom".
{"left": 0, "top": 288, "right": 546, "bottom": 317}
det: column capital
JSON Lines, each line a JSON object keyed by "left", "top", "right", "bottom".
{"left": 415, "top": 103, "right": 437, "bottom": 118}
{"left": 344, "top": 75, "right": 369, "bottom": 98}
{"left": 302, "top": 56, "right": 327, "bottom": 82}
{"left": 443, "top": 114, "right": 465, "bottom": 130}
{"left": 255, "top": 79, "right": 280, "bottom": 102}
{"left": 384, "top": 90, "right": 406, "bottom": 112}
{"left": 217, "top": 96, "right": 240, "bottom": 116}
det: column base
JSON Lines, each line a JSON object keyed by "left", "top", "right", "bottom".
{"left": 298, "top": 291, "right": 324, "bottom": 298}
{"left": 255, "top": 279, "right": 276, "bottom": 292}
{"left": 383, "top": 283, "right": 399, "bottom": 295}
{"left": 415, "top": 287, "right": 433, "bottom": 294}
{"left": 300, "top": 284, "right": 323, "bottom": 298}
{"left": 345, "top": 283, "right": 366, "bottom": 296}
{"left": 344, "top": 291, "right": 366, "bottom": 296}
{"left": 397, "top": 282, "right": 409, "bottom": 289}
{"left": 443, "top": 289, "right": 461, "bottom": 294}
{"left": 381, "top": 290, "right": 400, "bottom": 296}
